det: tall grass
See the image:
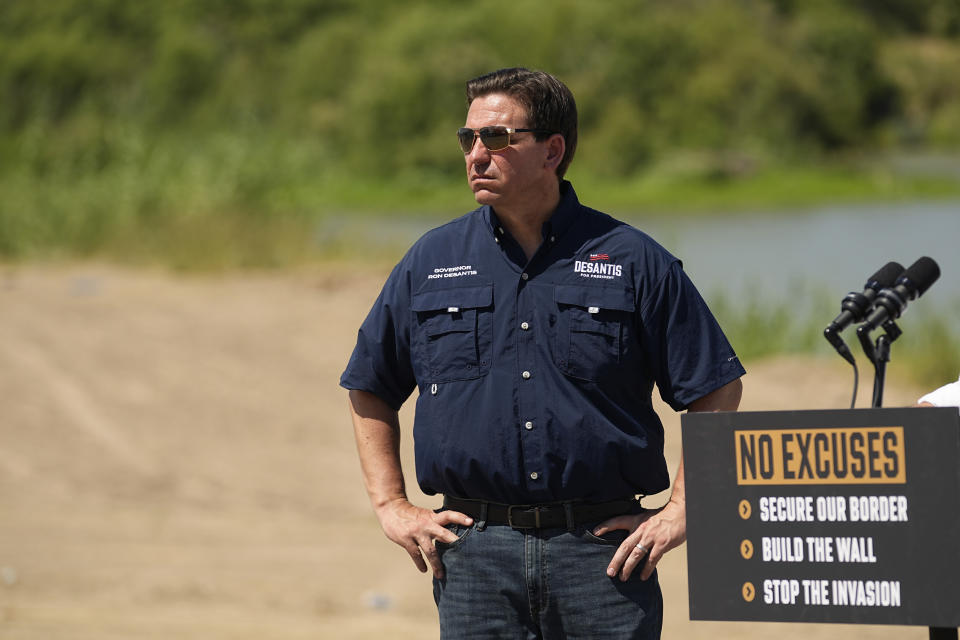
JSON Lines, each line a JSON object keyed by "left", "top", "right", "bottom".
{"left": 4, "top": 1, "right": 960, "bottom": 267}
{"left": 710, "top": 286, "right": 960, "bottom": 391}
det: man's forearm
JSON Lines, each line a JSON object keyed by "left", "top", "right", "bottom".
{"left": 670, "top": 378, "right": 744, "bottom": 506}
{"left": 348, "top": 389, "right": 408, "bottom": 511}
{"left": 346, "top": 389, "right": 472, "bottom": 578}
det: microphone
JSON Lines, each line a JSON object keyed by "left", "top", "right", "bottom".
{"left": 857, "top": 257, "right": 941, "bottom": 333}
{"left": 824, "top": 262, "right": 904, "bottom": 363}
{"left": 825, "top": 262, "right": 904, "bottom": 336}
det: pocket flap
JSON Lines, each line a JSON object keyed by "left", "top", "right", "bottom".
{"left": 412, "top": 284, "right": 494, "bottom": 312}
{"left": 554, "top": 285, "right": 635, "bottom": 312}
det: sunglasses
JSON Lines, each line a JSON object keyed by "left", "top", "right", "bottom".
{"left": 457, "top": 126, "right": 554, "bottom": 153}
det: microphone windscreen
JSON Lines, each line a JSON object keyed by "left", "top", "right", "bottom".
{"left": 901, "top": 256, "right": 940, "bottom": 297}
{"left": 867, "top": 261, "right": 905, "bottom": 289}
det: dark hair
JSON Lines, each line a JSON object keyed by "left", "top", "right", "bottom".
{"left": 466, "top": 67, "right": 578, "bottom": 179}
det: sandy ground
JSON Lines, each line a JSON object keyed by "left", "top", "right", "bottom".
{"left": 0, "top": 264, "right": 937, "bottom": 639}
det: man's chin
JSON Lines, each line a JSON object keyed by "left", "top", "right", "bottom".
{"left": 472, "top": 189, "right": 499, "bottom": 205}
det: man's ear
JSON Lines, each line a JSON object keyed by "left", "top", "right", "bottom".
{"left": 544, "top": 134, "right": 565, "bottom": 171}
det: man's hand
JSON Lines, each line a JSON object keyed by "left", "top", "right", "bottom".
{"left": 593, "top": 498, "right": 686, "bottom": 582}
{"left": 593, "top": 378, "right": 742, "bottom": 582}
{"left": 376, "top": 499, "right": 473, "bottom": 579}
{"left": 348, "top": 390, "right": 474, "bottom": 579}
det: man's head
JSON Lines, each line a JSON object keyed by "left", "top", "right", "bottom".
{"left": 465, "top": 68, "right": 578, "bottom": 179}
{"left": 461, "top": 69, "right": 577, "bottom": 212}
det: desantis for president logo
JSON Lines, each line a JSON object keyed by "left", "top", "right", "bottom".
{"left": 574, "top": 253, "right": 623, "bottom": 279}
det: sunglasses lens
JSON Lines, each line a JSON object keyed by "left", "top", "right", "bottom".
{"left": 479, "top": 127, "right": 510, "bottom": 150}
{"left": 456, "top": 128, "right": 476, "bottom": 153}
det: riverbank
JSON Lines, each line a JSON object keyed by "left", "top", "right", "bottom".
{"left": 4, "top": 153, "right": 960, "bottom": 269}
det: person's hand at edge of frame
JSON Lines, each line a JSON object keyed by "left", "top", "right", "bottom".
{"left": 375, "top": 498, "right": 473, "bottom": 579}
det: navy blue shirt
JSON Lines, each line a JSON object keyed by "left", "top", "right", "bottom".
{"left": 341, "top": 182, "right": 745, "bottom": 504}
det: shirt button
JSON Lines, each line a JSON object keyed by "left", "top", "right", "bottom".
{"left": 524, "top": 421, "right": 534, "bottom": 430}
{"left": 520, "top": 321, "right": 530, "bottom": 330}
{"left": 521, "top": 370, "right": 531, "bottom": 380}
{"left": 530, "top": 472, "right": 539, "bottom": 480}
{"left": 521, "top": 272, "right": 529, "bottom": 281}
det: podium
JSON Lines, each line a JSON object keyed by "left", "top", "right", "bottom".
{"left": 682, "top": 407, "right": 960, "bottom": 628}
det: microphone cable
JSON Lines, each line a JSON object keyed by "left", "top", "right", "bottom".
{"left": 847, "top": 357, "right": 859, "bottom": 410}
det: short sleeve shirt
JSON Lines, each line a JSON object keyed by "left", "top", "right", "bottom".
{"left": 918, "top": 374, "right": 960, "bottom": 413}
{"left": 340, "top": 182, "right": 745, "bottom": 504}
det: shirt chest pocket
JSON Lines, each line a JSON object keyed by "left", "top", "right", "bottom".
{"left": 553, "top": 285, "right": 635, "bottom": 382}
{"left": 411, "top": 284, "right": 494, "bottom": 383}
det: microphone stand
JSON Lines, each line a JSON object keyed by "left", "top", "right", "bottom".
{"left": 856, "top": 320, "right": 901, "bottom": 409}
{"left": 873, "top": 321, "right": 900, "bottom": 408}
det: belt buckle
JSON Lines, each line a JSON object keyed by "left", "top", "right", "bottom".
{"left": 507, "top": 505, "right": 541, "bottom": 529}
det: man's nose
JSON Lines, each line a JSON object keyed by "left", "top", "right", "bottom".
{"left": 466, "top": 136, "right": 491, "bottom": 165}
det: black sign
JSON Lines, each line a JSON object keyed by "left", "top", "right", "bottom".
{"left": 682, "top": 407, "right": 960, "bottom": 626}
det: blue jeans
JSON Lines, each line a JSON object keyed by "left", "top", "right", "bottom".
{"left": 433, "top": 521, "right": 663, "bottom": 639}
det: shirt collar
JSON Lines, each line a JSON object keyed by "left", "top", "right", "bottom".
{"left": 485, "top": 180, "right": 581, "bottom": 243}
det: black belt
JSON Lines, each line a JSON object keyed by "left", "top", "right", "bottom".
{"left": 442, "top": 495, "right": 641, "bottom": 530}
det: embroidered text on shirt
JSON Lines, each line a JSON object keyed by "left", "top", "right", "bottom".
{"left": 574, "top": 259, "right": 623, "bottom": 279}
{"left": 427, "top": 265, "right": 478, "bottom": 280}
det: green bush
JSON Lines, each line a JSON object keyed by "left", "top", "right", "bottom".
{"left": 1, "top": 0, "right": 960, "bottom": 266}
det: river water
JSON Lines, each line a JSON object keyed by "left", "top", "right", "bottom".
{"left": 343, "top": 199, "right": 959, "bottom": 313}
{"left": 630, "top": 200, "right": 960, "bottom": 310}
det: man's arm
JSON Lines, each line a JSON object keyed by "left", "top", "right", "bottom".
{"left": 687, "top": 377, "right": 744, "bottom": 413}
{"left": 347, "top": 389, "right": 472, "bottom": 578}
{"left": 595, "top": 377, "right": 743, "bottom": 581}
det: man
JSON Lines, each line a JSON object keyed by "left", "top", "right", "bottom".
{"left": 341, "top": 67, "right": 744, "bottom": 639}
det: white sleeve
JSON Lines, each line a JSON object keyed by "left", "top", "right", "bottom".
{"left": 917, "top": 374, "right": 960, "bottom": 413}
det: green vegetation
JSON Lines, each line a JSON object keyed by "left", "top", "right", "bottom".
{"left": 710, "top": 289, "right": 960, "bottom": 390}
{"left": 2, "top": 0, "right": 959, "bottom": 385}
{"left": 2, "top": 0, "right": 960, "bottom": 267}
{"left": 3, "top": 1, "right": 958, "bottom": 383}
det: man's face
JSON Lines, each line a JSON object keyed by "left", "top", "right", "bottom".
{"left": 463, "top": 93, "right": 551, "bottom": 209}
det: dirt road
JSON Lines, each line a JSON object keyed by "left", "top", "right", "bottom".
{"left": 0, "top": 265, "right": 932, "bottom": 638}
